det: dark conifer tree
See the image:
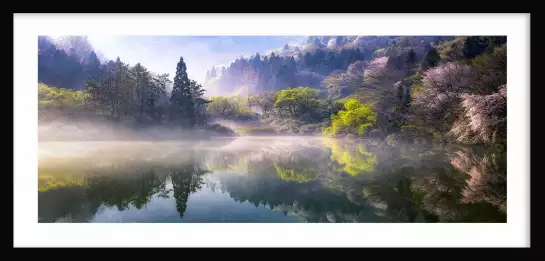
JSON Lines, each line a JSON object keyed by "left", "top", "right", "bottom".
{"left": 170, "top": 56, "right": 196, "bottom": 127}
{"left": 420, "top": 47, "right": 441, "bottom": 71}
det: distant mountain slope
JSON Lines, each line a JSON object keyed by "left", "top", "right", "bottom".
{"left": 202, "top": 36, "right": 455, "bottom": 96}
{"left": 38, "top": 36, "right": 105, "bottom": 90}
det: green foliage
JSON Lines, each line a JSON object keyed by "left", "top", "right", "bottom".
{"left": 132, "top": 63, "right": 154, "bottom": 122}
{"left": 274, "top": 163, "right": 318, "bottom": 183}
{"left": 274, "top": 87, "right": 321, "bottom": 120}
{"left": 404, "top": 71, "right": 425, "bottom": 96}
{"left": 470, "top": 44, "right": 506, "bottom": 94}
{"left": 148, "top": 74, "right": 170, "bottom": 124}
{"left": 463, "top": 36, "right": 505, "bottom": 60}
{"left": 323, "top": 98, "right": 377, "bottom": 137}
{"left": 387, "top": 84, "right": 412, "bottom": 130}
{"left": 207, "top": 95, "right": 254, "bottom": 120}
{"left": 436, "top": 36, "right": 505, "bottom": 63}
{"left": 189, "top": 80, "right": 209, "bottom": 126}
{"left": 38, "top": 83, "right": 91, "bottom": 120}
{"left": 82, "top": 57, "right": 175, "bottom": 124}
{"left": 436, "top": 37, "right": 467, "bottom": 61}
{"left": 410, "top": 83, "right": 425, "bottom": 96}
{"left": 38, "top": 171, "right": 84, "bottom": 192}
{"left": 385, "top": 125, "right": 441, "bottom": 146}
{"left": 39, "top": 83, "right": 90, "bottom": 109}
{"left": 322, "top": 139, "right": 377, "bottom": 176}
{"left": 404, "top": 70, "right": 421, "bottom": 84}
{"left": 239, "top": 126, "right": 277, "bottom": 135}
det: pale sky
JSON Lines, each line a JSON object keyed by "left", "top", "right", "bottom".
{"left": 82, "top": 35, "right": 306, "bottom": 84}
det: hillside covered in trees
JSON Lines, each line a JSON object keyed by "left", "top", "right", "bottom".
{"left": 203, "top": 36, "right": 507, "bottom": 148}
{"left": 203, "top": 36, "right": 453, "bottom": 95}
{"left": 38, "top": 35, "right": 507, "bottom": 148}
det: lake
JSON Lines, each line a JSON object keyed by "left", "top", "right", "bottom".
{"left": 38, "top": 136, "right": 507, "bottom": 223}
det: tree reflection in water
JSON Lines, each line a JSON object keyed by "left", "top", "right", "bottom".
{"left": 38, "top": 138, "right": 506, "bottom": 223}
{"left": 170, "top": 166, "right": 209, "bottom": 219}
{"left": 38, "top": 161, "right": 209, "bottom": 222}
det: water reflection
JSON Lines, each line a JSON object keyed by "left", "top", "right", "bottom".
{"left": 38, "top": 137, "right": 506, "bottom": 223}
{"left": 171, "top": 165, "right": 209, "bottom": 218}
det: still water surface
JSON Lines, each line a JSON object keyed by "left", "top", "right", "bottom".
{"left": 38, "top": 136, "right": 506, "bottom": 223}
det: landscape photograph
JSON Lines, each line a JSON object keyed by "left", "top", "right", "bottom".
{"left": 36, "top": 35, "right": 508, "bottom": 223}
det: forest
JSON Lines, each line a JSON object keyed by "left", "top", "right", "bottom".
{"left": 38, "top": 35, "right": 507, "bottom": 148}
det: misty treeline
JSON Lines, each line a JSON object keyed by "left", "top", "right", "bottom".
{"left": 38, "top": 35, "right": 211, "bottom": 129}
{"left": 38, "top": 35, "right": 507, "bottom": 148}
{"left": 204, "top": 36, "right": 507, "bottom": 148}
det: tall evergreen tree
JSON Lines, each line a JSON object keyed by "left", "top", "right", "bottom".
{"left": 420, "top": 47, "right": 441, "bottom": 71}
{"left": 170, "top": 57, "right": 196, "bottom": 127}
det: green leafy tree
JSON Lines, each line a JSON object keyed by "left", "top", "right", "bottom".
{"left": 323, "top": 98, "right": 378, "bottom": 137}
{"left": 274, "top": 87, "right": 319, "bottom": 119}
{"left": 207, "top": 95, "right": 252, "bottom": 119}
{"left": 38, "top": 83, "right": 90, "bottom": 120}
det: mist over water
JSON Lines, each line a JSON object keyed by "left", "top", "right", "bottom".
{"left": 38, "top": 118, "right": 235, "bottom": 141}
{"left": 38, "top": 136, "right": 506, "bottom": 223}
